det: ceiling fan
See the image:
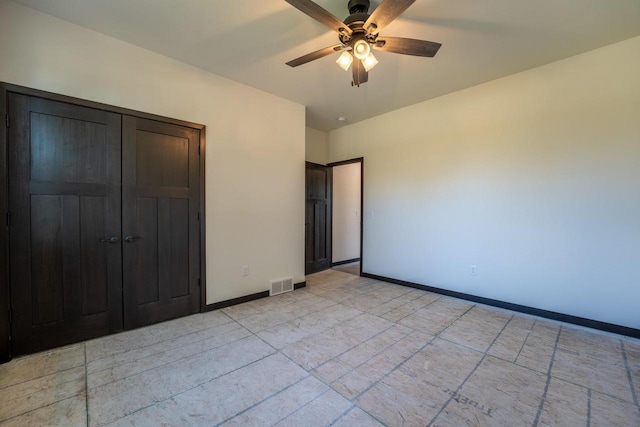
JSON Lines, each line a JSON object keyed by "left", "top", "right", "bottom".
{"left": 284, "top": 0, "right": 442, "bottom": 86}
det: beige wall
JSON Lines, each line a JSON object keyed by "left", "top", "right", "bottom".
{"left": 329, "top": 36, "right": 640, "bottom": 329}
{"left": 305, "top": 127, "right": 328, "bottom": 165}
{"left": 332, "top": 163, "right": 361, "bottom": 263}
{"left": 0, "top": 1, "right": 306, "bottom": 304}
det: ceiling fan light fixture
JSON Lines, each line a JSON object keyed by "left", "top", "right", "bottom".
{"left": 284, "top": 0, "right": 442, "bottom": 87}
{"left": 353, "top": 39, "right": 371, "bottom": 60}
{"left": 336, "top": 51, "right": 353, "bottom": 71}
{"left": 362, "top": 52, "right": 379, "bottom": 72}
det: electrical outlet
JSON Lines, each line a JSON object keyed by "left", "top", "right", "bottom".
{"left": 242, "top": 265, "right": 249, "bottom": 276}
{"left": 470, "top": 265, "right": 477, "bottom": 276}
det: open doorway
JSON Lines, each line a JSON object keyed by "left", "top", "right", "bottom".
{"left": 304, "top": 158, "right": 363, "bottom": 277}
{"left": 328, "top": 158, "right": 363, "bottom": 276}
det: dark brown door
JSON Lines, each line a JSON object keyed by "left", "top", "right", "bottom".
{"left": 122, "top": 116, "right": 200, "bottom": 329}
{"left": 305, "top": 162, "right": 332, "bottom": 275}
{"left": 8, "top": 94, "right": 123, "bottom": 354}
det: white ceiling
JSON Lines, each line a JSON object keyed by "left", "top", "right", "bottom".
{"left": 12, "top": 0, "right": 640, "bottom": 131}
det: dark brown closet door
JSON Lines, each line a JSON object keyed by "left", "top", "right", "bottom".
{"left": 122, "top": 116, "right": 200, "bottom": 329}
{"left": 8, "top": 94, "right": 123, "bottom": 355}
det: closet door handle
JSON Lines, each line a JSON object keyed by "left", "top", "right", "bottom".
{"left": 99, "top": 236, "right": 120, "bottom": 244}
{"left": 124, "top": 236, "right": 141, "bottom": 243}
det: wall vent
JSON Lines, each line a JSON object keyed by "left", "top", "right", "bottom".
{"left": 270, "top": 277, "right": 294, "bottom": 296}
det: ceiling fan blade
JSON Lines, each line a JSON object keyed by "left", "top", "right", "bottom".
{"left": 286, "top": 44, "right": 345, "bottom": 67}
{"left": 364, "top": 0, "right": 416, "bottom": 34}
{"left": 352, "top": 59, "right": 368, "bottom": 86}
{"left": 285, "top": 0, "right": 352, "bottom": 36}
{"left": 375, "top": 37, "right": 441, "bottom": 57}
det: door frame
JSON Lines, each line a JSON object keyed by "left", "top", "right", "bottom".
{"left": 0, "top": 85, "right": 9, "bottom": 362}
{"left": 0, "top": 82, "right": 207, "bottom": 362}
{"left": 327, "top": 157, "right": 364, "bottom": 277}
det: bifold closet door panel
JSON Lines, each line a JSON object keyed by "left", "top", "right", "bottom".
{"left": 8, "top": 94, "right": 123, "bottom": 355}
{"left": 122, "top": 116, "right": 200, "bottom": 329}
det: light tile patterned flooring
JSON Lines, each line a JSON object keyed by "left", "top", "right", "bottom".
{"left": 1, "top": 269, "right": 639, "bottom": 426}
{"left": 332, "top": 261, "right": 360, "bottom": 276}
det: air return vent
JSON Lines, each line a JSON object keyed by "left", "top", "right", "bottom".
{"left": 270, "top": 277, "right": 294, "bottom": 296}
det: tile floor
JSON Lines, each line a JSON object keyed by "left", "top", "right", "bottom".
{"left": 332, "top": 261, "right": 360, "bottom": 276}
{"left": 1, "top": 269, "right": 639, "bottom": 426}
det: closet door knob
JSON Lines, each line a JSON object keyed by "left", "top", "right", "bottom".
{"left": 124, "top": 236, "right": 141, "bottom": 243}
{"left": 99, "top": 236, "right": 120, "bottom": 244}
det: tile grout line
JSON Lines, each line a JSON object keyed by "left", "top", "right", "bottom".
{"left": 285, "top": 389, "right": 352, "bottom": 426}
{"left": 84, "top": 343, "right": 90, "bottom": 427}
{"left": 426, "top": 314, "right": 515, "bottom": 427}
{"left": 350, "top": 304, "right": 478, "bottom": 403}
{"left": 439, "top": 332, "right": 504, "bottom": 355}
{"left": 238, "top": 299, "right": 342, "bottom": 336}
{"left": 327, "top": 403, "right": 362, "bottom": 427}
{"left": 255, "top": 283, "right": 368, "bottom": 319}
{"left": 89, "top": 331, "right": 255, "bottom": 390}
{"left": 364, "top": 288, "right": 435, "bottom": 317}
{"left": 340, "top": 285, "right": 418, "bottom": 312}
{"left": 213, "top": 375, "right": 315, "bottom": 427}
{"left": 0, "top": 354, "right": 87, "bottom": 424}
{"left": 322, "top": 321, "right": 431, "bottom": 426}
{"left": 0, "top": 357, "right": 86, "bottom": 391}
{"left": 388, "top": 296, "right": 446, "bottom": 326}
{"left": 106, "top": 348, "right": 279, "bottom": 426}
{"left": 97, "top": 314, "right": 298, "bottom": 425}
{"left": 236, "top": 304, "right": 401, "bottom": 426}
{"left": 231, "top": 295, "right": 342, "bottom": 332}
{"left": 370, "top": 295, "right": 442, "bottom": 324}
{"left": 234, "top": 313, "right": 330, "bottom": 375}
{"left": 620, "top": 340, "right": 640, "bottom": 409}
{"left": 223, "top": 309, "right": 389, "bottom": 426}
{"left": 0, "top": 365, "right": 86, "bottom": 397}
{"left": 254, "top": 309, "right": 366, "bottom": 352}
{"left": 238, "top": 305, "right": 397, "bottom": 389}
{"left": 0, "top": 348, "right": 88, "bottom": 423}
{"left": 532, "top": 325, "right": 562, "bottom": 426}
{"left": 226, "top": 318, "right": 352, "bottom": 424}
{"left": 311, "top": 323, "right": 416, "bottom": 383}
{"left": 535, "top": 373, "right": 636, "bottom": 406}
{"left": 249, "top": 295, "right": 422, "bottom": 427}
{"left": 0, "top": 395, "right": 82, "bottom": 424}
{"left": 514, "top": 319, "right": 537, "bottom": 363}
{"left": 86, "top": 315, "right": 237, "bottom": 366}
{"left": 348, "top": 331, "right": 437, "bottom": 420}
{"left": 88, "top": 321, "right": 244, "bottom": 376}
{"left": 586, "top": 388, "right": 592, "bottom": 427}
{"left": 432, "top": 304, "right": 477, "bottom": 337}
{"left": 307, "top": 276, "right": 383, "bottom": 297}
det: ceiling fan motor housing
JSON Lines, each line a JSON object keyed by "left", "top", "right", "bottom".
{"left": 342, "top": 0, "right": 374, "bottom": 46}
{"left": 347, "top": 0, "right": 370, "bottom": 14}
